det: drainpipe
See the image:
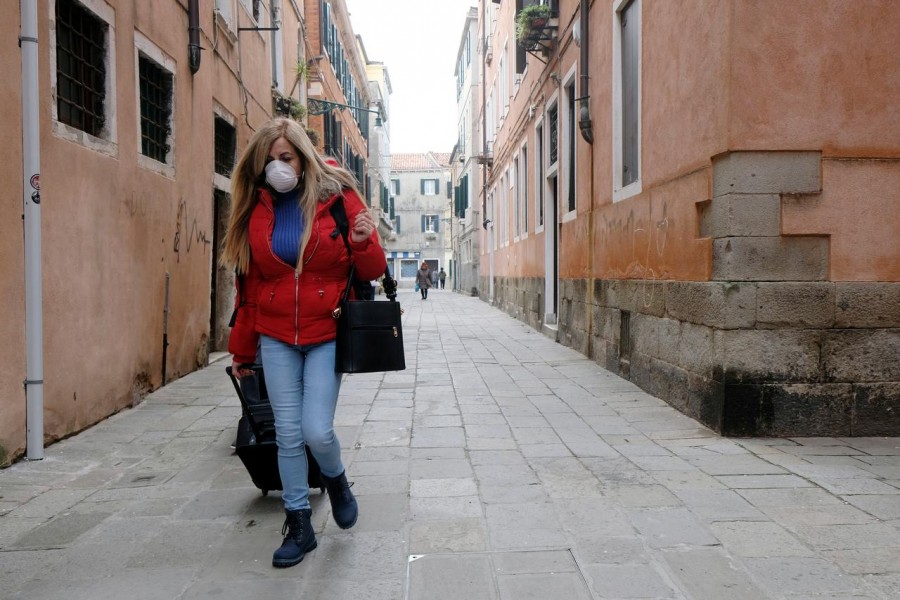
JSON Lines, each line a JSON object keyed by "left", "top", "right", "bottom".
{"left": 578, "top": 0, "right": 593, "bottom": 144}
{"left": 20, "top": 0, "right": 44, "bottom": 460}
{"left": 481, "top": 1, "right": 493, "bottom": 303}
{"left": 188, "top": 0, "right": 201, "bottom": 74}
{"left": 579, "top": 0, "right": 596, "bottom": 357}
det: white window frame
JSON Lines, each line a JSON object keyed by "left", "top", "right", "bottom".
{"left": 390, "top": 178, "right": 400, "bottom": 196}
{"left": 423, "top": 178, "right": 438, "bottom": 195}
{"left": 612, "top": 0, "right": 642, "bottom": 202}
{"left": 213, "top": 102, "right": 236, "bottom": 192}
{"left": 135, "top": 31, "right": 176, "bottom": 177}
{"left": 49, "top": 0, "right": 118, "bottom": 156}
{"left": 423, "top": 214, "right": 439, "bottom": 234}
{"left": 534, "top": 116, "right": 545, "bottom": 234}
{"left": 520, "top": 140, "right": 529, "bottom": 239}
{"left": 215, "top": 0, "right": 238, "bottom": 40}
{"left": 561, "top": 63, "right": 578, "bottom": 223}
{"left": 512, "top": 155, "right": 520, "bottom": 241}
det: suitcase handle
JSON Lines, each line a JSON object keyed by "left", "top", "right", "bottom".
{"left": 226, "top": 365, "right": 267, "bottom": 442}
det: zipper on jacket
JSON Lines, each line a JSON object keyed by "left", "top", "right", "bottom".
{"left": 294, "top": 271, "right": 300, "bottom": 345}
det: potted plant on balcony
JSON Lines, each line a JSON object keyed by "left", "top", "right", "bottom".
{"left": 516, "top": 3, "right": 552, "bottom": 49}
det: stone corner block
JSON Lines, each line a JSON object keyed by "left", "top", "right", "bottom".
{"left": 712, "top": 151, "right": 821, "bottom": 197}
{"left": 699, "top": 193, "right": 782, "bottom": 238}
{"left": 712, "top": 236, "right": 829, "bottom": 281}
{"left": 835, "top": 282, "right": 900, "bottom": 328}
{"left": 756, "top": 282, "right": 835, "bottom": 328}
{"left": 665, "top": 281, "right": 757, "bottom": 329}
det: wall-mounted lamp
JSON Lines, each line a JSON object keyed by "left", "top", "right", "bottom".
{"left": 308, "top": 98, "right": 383, "bottom": 127}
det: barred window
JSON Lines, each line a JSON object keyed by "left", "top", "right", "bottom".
{"left": 55, "top": 0, "right": 107, "bottom": 137}
{"left": 547, "top": 102, "right": 558, "bottom": 166}
{"left": 214, "top": 116, "right": 236, "bottom": 176}
{"left": 139, "top": 55, "right": 173, "bottom": 162}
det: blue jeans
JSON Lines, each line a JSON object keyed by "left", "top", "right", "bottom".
{"left": 260, "top": 335, "right": 344, "bottom": 511}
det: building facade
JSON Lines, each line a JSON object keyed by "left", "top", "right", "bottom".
{"left": 475, "top": 0, "right": 900, "bottom": 436}
{"left": 450, "top": 7, "right": 481, "bottom": 297}
{"left": 386, "top": 153, "right": 452, "bottom": 287}
{"left": 1, "top": 0, "right": 386, "bottom": 465}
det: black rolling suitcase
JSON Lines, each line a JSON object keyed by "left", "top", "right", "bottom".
{"left": 226, "top": 365, "right": 325, "bottom": 496}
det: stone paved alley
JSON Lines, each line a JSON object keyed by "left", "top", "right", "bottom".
{"left": 1, "top": 289, "right": 898, "bottom": 599}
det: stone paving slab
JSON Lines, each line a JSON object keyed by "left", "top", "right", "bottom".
{"left": 1, "top": 289, "right": 899, "bottom": 599}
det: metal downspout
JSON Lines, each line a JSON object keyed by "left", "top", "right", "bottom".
{"left": 188, "top": 0, "right": 201, "bottom": 74}
{"left": 20, "top": 0, "right": 44, "bottom": 460}
{"left": 579, "top": 0, "right": 595, "bottom": 357}
{"left": 481, "top": 1, "right": 493, "bottom": 304}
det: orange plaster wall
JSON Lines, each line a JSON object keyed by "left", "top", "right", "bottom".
{"left": 640, "top": 0, "right": 731, "bottom": 191}
{"left": 596, "top": 169, "right": 711, "bottom": 281}
{"left": 729, "top": 0, "right": 900, "bottom": 156}
{"left": 783, "top": 159, "right": 900, "bottom": 282}
{"left": 593, "top": 0, "right": 725, "bottom": 281}
{"left": 0, "top": 14, "right": 26, "bottom": 461}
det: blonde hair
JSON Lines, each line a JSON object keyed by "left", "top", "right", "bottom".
{"left": 221, "top": 118, "right": 360, "bottom": 274}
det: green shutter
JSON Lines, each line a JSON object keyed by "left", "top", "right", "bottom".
{"left": 421, "top": 215, "right": 427, "bottom": 231}
{"left": 420, "top": 179, "right": 425, "bottom": 194}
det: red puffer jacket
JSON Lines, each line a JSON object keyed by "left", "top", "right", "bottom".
{"left": 227, "top": 187, "right": 387, "bottom": 364}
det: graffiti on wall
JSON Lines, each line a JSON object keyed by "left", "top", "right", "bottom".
{"left": 601, "top": 202, "right": 671, "bottom": 310}
{"left": 173, "top": 198, "right": 211, "bottom": 262}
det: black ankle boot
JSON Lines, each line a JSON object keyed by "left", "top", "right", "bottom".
{"left": 272, "top": 508, "right": 317, "bottom": 568}
{"left": 322, "top": 471, "right": 358, "bottom": 529}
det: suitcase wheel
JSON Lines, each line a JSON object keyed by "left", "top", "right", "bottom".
{"left": 262, "top": 489, "right": 269, "bottom": 496}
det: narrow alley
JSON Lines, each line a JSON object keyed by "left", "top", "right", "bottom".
{"left": 1, "top": 289, "right": 898, "bottom": 599}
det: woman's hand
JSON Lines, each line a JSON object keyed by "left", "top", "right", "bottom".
{"left": 350, "top": 210, "right": 376, "bottom": 244}
{"left": 232, "top": 360, "right": 255, "bottom": 378}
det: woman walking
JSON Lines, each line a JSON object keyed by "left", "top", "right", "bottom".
{"left": 416, "top": 262, "right": 432, "bottom": 299}
{"left": 223, "top": 118, "right": 387, "bottom": 568}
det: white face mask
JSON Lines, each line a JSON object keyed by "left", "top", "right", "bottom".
{"left": 265, "top": 160, "right": 299, "bottom": 193}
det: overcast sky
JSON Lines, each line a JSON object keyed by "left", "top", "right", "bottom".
{"left": 344, "top": 0, "right": 476, "bottom": 154}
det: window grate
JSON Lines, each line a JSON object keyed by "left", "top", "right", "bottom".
{"left": 214, "top": 116, "right": 236, "bottom": 176}
{"left": 56, "top": 0, "right": 107, "bottom": 136}
{"left": 619, "top": 310, "right": 632, "bottom": 359}
{"left": 548, "top": 103, "right": 558, "bottom": 165}
{"left": 139, "top": 55, "right": 173, "bottom": 162}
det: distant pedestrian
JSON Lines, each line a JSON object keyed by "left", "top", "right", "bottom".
{"left": 438, "top": 268, "right": 446, "bottom": 289}
{"left": 431, "top": 267, "right": 439, "bottom": 289}
{"left": 416, "top": 262, "right": 432, "bottom": 299}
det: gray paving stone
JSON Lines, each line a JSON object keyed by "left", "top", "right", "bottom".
{"left": 407, "top": 554, "right": 497, "bottom": 600}
{"left": 410, "top": 478, "right": 477, "bottom": 498}
{"left": 662, "top": 548, "right": 768, "bottom": 600}
{"left": 816, "top": 478, "right": 900, "bottom": 495}
{"left": 674, "top": 489, "right": 768, "bottom": 522}
{"left": 605, "top": 484, "right": 683, "bottom": 508}
{"left": 572, "top": 535, "right": 648, "bottom": 564}
{"left": 584, "top": 563, "right": 678, "bottom": 599}
{"left": 410, "top": 426, "right": 466, "bottom": 448}
{"left": 488, "top": 528, "right": 570, "bottom": 550}
{"left": 820, "top": 548, "right": 900, "bottom": 575}
{"left": 410, "top": 496, "right": 483, "bottom": 520}
{"left": 10, "top": 568, "right": 197, "bottom": 600}
{"left": 627, "top": 508, "right": 720, "bottom": 548}
{"left": 499, "top": 572, "right": 594, "bottom": 600}
{"left": 410, "top": 458, "right": 473, "bottom": 479}
{"left": 709, "top": 521, "right": 816, "bottom": 557}
{"left": 409, "top": 518, "right": 488, "bottom": 553}
{"left": 842, "top": 494, "right": 900, "bottom": 520}
{"left": 792, "top": 523, "right": 900, "bottom": 550}
{"left": 716, "top": 474, "right": 814, "bottom": 488}
{"left": 11, "top": 510, "right": 112, "bottom": 549}
{"left": 744, "top": 557, "right": 858, "bottom": 595}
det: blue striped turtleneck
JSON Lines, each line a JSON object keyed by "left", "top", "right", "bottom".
{"left": 271, "top": 188, "right": 304, "bottom": 267}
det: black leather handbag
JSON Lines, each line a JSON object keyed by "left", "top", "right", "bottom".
{"left": 333, "top": 265, "right": 406, "bottom": 373}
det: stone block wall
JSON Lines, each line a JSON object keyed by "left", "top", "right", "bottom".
{"left": 491, "top": 152, "right": 899, "bottom": 436}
